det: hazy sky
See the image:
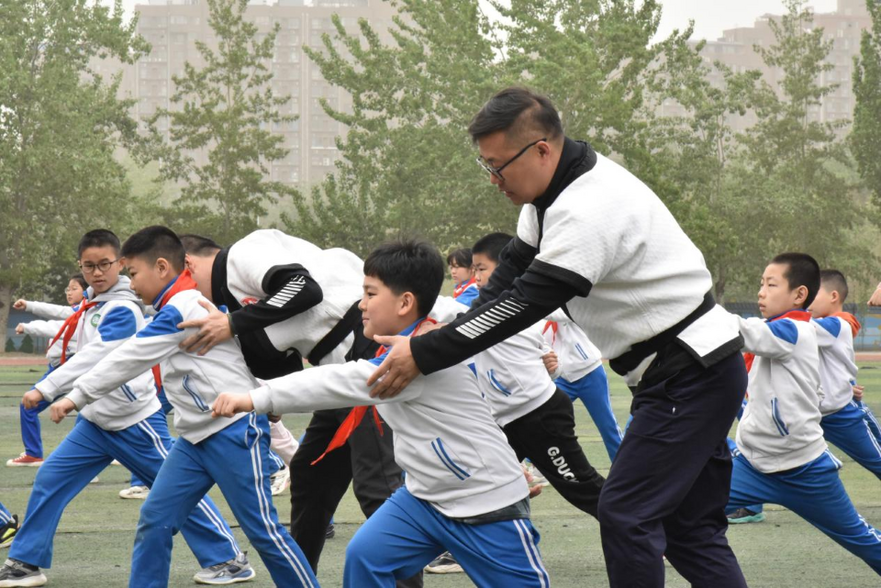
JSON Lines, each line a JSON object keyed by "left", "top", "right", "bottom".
{"left": 114, "top": 0, "right": 841, "bottom": 42}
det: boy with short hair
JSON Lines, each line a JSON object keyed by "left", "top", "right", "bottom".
{"left": 213, "top": 239, "right": 549, "bottom": 588}
{"left": 51, "top": 226, "right": 317, "bottom": 588}
{"left": 808, "top": 269, "right": 881, "bottom": 479}
{"left": 0, "top": 229, "right": 247, "bottom": 588}
{"left": 726, "top": 253, "right": 881, "bottom": 574}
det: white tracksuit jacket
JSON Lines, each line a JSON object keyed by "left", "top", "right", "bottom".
{"left": 68, "top": 283, "right": 259, "bottom": 444}
{"left": 734, "top": 313, "right": 827, "bottom": 473}
{"left": 20, "top": 300, "right": 77, "bottom": 366}
{"left": 813, "top": 316, "right": 859, "bottom": 416}
{"left": 35, "top": 277, "right": 159, "bottom": 431}
{"left": 542, "top": 309, "right": 603, "bottom": 383}
{"left": 250, "top": 321, "right": 529, "bottom": 519}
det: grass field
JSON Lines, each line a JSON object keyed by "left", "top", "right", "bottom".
{"left": 2, "top": 360, "right": 881, "bottom": 587}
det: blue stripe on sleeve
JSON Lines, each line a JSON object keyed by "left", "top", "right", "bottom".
{"left": 456, "top": 287, "right": 479, "bottom": 307}
{"left": 767, "top": 319, "right": 798, "bottom": 345}
{"left": 97, "top": 306, "right": 139, "bottom": 342}
{"left": 136, "top": 305, "right": 184, "bottom": 338}
{"left": 814, "top": 317, "right": 842, "bottom": 338}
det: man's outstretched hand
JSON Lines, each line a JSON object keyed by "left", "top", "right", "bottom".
{"left": 367, "top": 336, "right": 420, "bottom": 399}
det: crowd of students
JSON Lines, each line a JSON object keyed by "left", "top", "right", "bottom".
{"left": 1, "top": 86, "right": 881, "bottom": 588}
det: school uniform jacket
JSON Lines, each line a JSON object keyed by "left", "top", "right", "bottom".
{"left": 22, "top": 300, "right": 77, "bottom": 365}
{"left": 409, "top": 139, "right": 742, "bottom": 384}
{"left": 735, "top": 315, "right": 827, "bottom": 473}
{"left": 68, "top": 282, "right": 259, "bottom": 444}
{"left": 543, "top": 309, "right": 603, "bottom": 383}
{"left": 216, "top": 229, "right": 363, "bottom": 366}
{"left": 36, "top": 277, "right": 159, "bottom": 431}
{"left": 813, "top": 316, "right": 859, "bottom": 416}
{"left": 250, "top": 322, "right": 529, "bottom": 519}
{"left": 25, "top": 300, "right": 75, "bottom": 321}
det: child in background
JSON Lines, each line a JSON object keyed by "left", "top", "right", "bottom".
{"left": 726, "top": 253, "right": 881, "bottom": 575}
{"left": 447, "top": 248, "right": 478, "bottom": 307}
{"left": 7, "top": 275, "right": 87, "bottom": 467}
{"left": 51, "top": 226, "right": 315, "bottom": 588}
{"left": 213, "top": 239, "right": 549, "bottom": 588}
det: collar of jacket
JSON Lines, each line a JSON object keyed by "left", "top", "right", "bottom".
{"left": 211, "top": 248, "right": 240, "bottom": 311}
{"left": 530, "top": 137, "right": 598, "bottom": 214}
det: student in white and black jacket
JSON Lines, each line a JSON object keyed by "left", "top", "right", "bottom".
{"left": 369, "top": 88, "right": 747, "bottom": 588}
{"left": 181, "top": 230, "right": 415, "bottom": 586}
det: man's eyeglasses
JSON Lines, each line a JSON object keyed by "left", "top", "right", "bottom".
{"left": 79, "top": 259, "right": 119, "bottom": 274}
{"left": 476, "top": 137, "right": 546, "bottom": 182}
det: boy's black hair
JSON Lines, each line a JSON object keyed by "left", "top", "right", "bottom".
{"left": 180, "top": 234, "right": 222, "bottom": 256}
{"left": 78, "top": 229, "right": 121, "bottom": 258}
{"left": 771, "top": 252, "right": 821, "bottom": 309}
{"left": 468, "top": 87, "right": 563, "bottom": 144}
{"left": 122, "top": 226, "right": 186, "bottom": 272}
{"left": 820, "top": 269, "right": 849, "bottom": 303}
{"left": 364, "top": 239, "right": 444, "bottom": 318}
{"left": 69, "top": 273, "right": 88, "bottom": 291}
{"left": 446, "top": 248, "right": 472, "bottom": 269}
{"left": 472, "top": 232, "right": 514, "bottom": 264}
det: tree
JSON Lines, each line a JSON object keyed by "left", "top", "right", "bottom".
{"left": 851, "top": 0, "right": 881, "bottom": 206}
{"left": 140, "top": 0, "right": 296, "bottom": 244}
{"left": 0, "top": 0, "right": 148, "bottom": 352}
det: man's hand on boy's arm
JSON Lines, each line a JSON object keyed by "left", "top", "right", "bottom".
{"left": 368, "top": 336, "right": 420, "bottom": 399}
{"left": 50, "top": 398, "right": 77, "bottom": 424}
{"left": 212, "top": 392, "right": 254, "bottom": 419}
{"left": 178, "top": 300, "right": 231, "bottom": 355}
{"left": 22, "top": 389, "right": 44, "bottom": 410}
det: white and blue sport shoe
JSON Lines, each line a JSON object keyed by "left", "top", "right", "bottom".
{"left": 193, "top": 552, "right": 256, "bottom": 585}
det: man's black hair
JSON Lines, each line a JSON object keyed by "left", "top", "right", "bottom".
{"left": 446, "top": 248, "right": 472, "bottom": 269}
{"left": 468, "top": 87, "right": 563, "bottom": 144}
{"left": 771, "top": 252, "right": 821, "bottom": 309}
{"left": 122, "top": 226, "right": 186, "bottom": 272}
{"left": 179, "top": 234, "right": 222, "bottom": 256}
{"left": 69, "top": 273, "right": 88, "bottom": 291}
{"left": 472, "top": 232, "right": 514, "bottom": 264}
{"left": 820, "top": 269, "right": 849, "bottom": 303}
{"left": 364, "top": 239, "right": 444, "bottom": 318}
{"left": 78, "top": 229, "right": 121, "bottom": 258}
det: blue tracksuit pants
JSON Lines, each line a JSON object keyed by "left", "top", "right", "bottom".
{"left": 19, "top": 364, "right": 56, "bottom": 459}
{"left": 0, "top": 502, "right": 12, "bottom": 525}
{"left": 131, "top": 413, "right": 317, "bottom": 588}
{"left": 344, "top": 486, "right": 548, "bottom": 588}
{"left": 9, "top": 410, "right": 239, "bottom": 569}
{"left": 556, "top": 366, "right": 623, "bottom": 461}
{"left": 727, "top": 450, "right": 881, "bottom": 575}
{"left": 822, "top": 401, "right": 881, "bottom": 480}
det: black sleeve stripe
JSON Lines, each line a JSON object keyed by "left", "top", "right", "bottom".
{"left": 529, "top": 259, "right": 593, "bottom": 298}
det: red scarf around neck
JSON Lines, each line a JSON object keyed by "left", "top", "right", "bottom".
{"left": 48, "top": 299, "right": 98, "bottom": 364}
{"left": 453, "top": 278, "right": 476, "bottom": 299}
{"left": 743, "top": 309, "right": 812, "bottom": 373}
{"left": 152, "top": 270, "right": 199, "bottom": 390}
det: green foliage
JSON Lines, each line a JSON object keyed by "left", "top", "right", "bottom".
{"left": 139, "top": 0, "right": 297, "bottom": 244}
{"left": 852, "top": 0, "right": 881, "bottom": 206}
{"left": 18, "top": 334, "right": 34, "bottom": 354}
{"left": 4, "top": 338, "right": 15, "bottom": 353}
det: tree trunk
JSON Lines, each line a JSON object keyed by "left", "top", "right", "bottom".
{"left": 0, "top": 281, "right": 12, "bottom": 353}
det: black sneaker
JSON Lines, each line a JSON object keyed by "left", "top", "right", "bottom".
{"left": 424, "top": 551, "right": 463, "bottom": 574}
{"left": 325, "top": 523, "right": 335, "bottom": 539}
{"left": 0, "top": 558, "right": 47, "bottom": 587}
{"left": 0, "top": 517, "right": 19, "bottom": 549}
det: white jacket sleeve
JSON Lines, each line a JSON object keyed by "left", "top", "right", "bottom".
{"left": 430, "top": 295, "right": 470, "bottom": 323}
{"left": 736, "top": 316, "right": 798, "bottom": 360}
{"left": 37, "top": 306, "right": 141, "bottom": 401}
{"left": 25, "top": 301, "right": 75, "bottom": 321}
{"left": 21, "top": 319, "right": 64, "bottom": 338}
{"left": 66, "top": 306, "right": 188, "bottom": 409}
{"left": 250, "top": 359, "right": 425, "bottom": 415}
{"left": 812, "top": 317, "right": 841, "bottom": 350}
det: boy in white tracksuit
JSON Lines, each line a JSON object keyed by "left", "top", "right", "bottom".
{"left": 51, "top": 226, "right": 317, "bottom": 588}
{"left": 725, "top": 253, "right": 881, "bottom": 575}
{"left": 0, "top": 230, "right": 245, "bottom": 588}
{"left": 213, "top": 239, "right": 549, "bottom": 588}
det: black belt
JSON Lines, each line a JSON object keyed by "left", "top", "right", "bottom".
{"left": 307, "top": 301, "right": 362, "bottom": 366}
{"left": 609, "top": 292, "right": 716, "bottom": 377}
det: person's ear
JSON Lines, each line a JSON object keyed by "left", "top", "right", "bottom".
{"left": 399, "top": 292, "right": 416, "bottom": 316}
{"left": 156, "top": 258, "right": 170, "bottom": 278}
{"left": 830, "top": 290, "right": 841, "bottom": 305}
{"left": 794, "top": 285, "right": 809, "bottom": 307}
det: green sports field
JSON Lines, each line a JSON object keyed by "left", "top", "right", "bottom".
{"left": 2, "top": 361, "right": 881, "bottom": 588}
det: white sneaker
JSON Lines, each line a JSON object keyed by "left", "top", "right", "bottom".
{"left": 119, "top": 485, "right": 150, "bottom": 500}
{"left": 270, "top": 466, "right": 290, "bottom": 497}
{"left": 194, "top": 552, "right": 255, "bottom": 585}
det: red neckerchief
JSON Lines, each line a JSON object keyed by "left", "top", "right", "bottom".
{"left": 151, "top": 270, "right": 199, "bottom": 391}
{"left": 48, "top": 299, "right": 98, "bottom": 364}
{"left": 743, "top": 310, "right": 812, "bottom": 373}
{"left": 543, "top": 321, "right": 558, "bottom": 345}
{"left": 833, "top": 312, "right": 861, "bottom": 337}
{"left": 311, "top": 317, "right": 437, "bottom": 466}
{"left": 453, "top": 278, "right": 476, "bottom": 299}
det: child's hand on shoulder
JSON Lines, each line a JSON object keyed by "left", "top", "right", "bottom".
{"left": 211, "top": 392, "right": 254, "bottom": 419}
